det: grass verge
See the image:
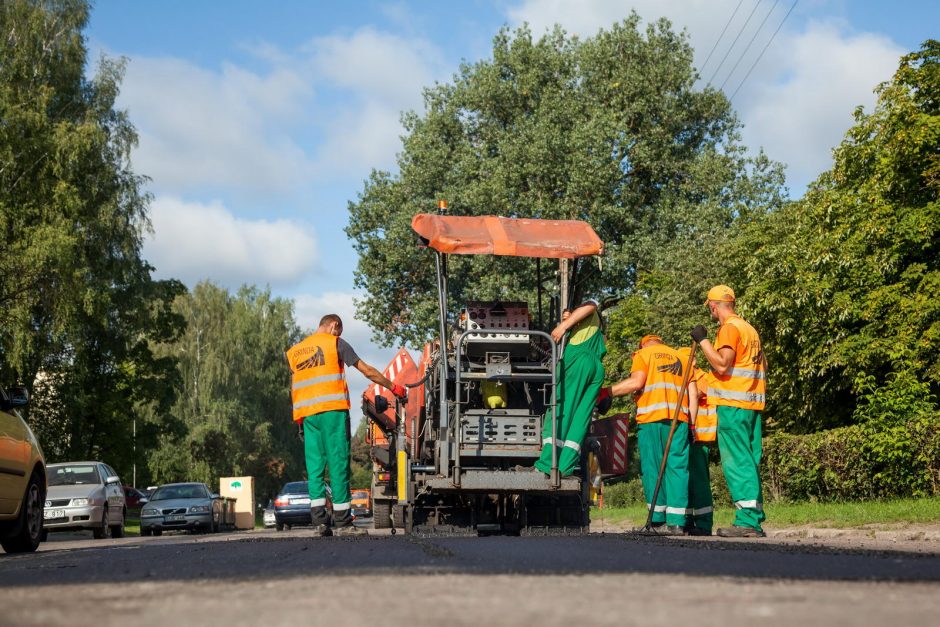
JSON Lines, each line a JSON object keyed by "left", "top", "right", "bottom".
{"left": 592, "top": 496, "right": 940, "bottom": 529}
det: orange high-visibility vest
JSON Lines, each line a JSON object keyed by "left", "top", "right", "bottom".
{"left": 692, "top": 370, "right": 718, "bottom": 443}
{"left": 710, "top": 315, "right": 766, "bottom": 411}
{"left": 286, "top": 333, "right": 350, "bottom": 421}
{"left": 633, "top": 343, "right": 689, "bottom": 424}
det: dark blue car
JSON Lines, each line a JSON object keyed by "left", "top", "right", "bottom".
{"left": 273, "top": 482, "right": 331, "bottom": 531}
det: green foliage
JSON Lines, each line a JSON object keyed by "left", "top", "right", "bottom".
{"left": 853, "top": 370, "right": 937, "bottom": 427}
{"left": 732, "top": 41, "right": 940, "bottom": 431}
{"left": 0, "top": 0, "right": 184, "bottom": 478}
{"left": 602, "top": 478, "right": 645, "bottom": 508}
{"left": 347, "top": 17, "right": 784, "bottom": 350}
{"left": 762, "top": 415, "right": 940, "bottom": 501}
{"left": 145, "top": 283, "right": 305, "bottom": 499}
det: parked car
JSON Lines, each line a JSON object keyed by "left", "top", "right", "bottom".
{"left": 44, "top": 462, "right": 127, "bottom": 539}
{"left": 351, "top": 488, "right": 372, "bottom": 518}
{"left": 123, "top": 486, "right": 148, "bottom": 509}
{"left": 140, "top": 482, "right": 224, "bottom": 536}
{"left": 274, "top": 482, "right": 333, "bottom": 531}
{"left": 262, "top": 500, "right": 276, "bottom": 528}
{"left": 0, "top": 386, "right": 45, "bottom": 553}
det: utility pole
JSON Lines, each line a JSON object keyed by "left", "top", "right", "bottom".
{"left": 133, "top": 417, "right": 136, "bottom": 488}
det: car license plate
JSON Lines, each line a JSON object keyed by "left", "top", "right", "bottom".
{"left": 44, "top": 509, "right": 64, "bottom": 520}
{"left": 165, "top": 514, "right": 186, "bottom": 522}
{"left": 290, "top": 498, "right": 310, "bottom": 505}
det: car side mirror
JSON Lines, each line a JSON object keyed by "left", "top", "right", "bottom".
{"left": 139, "top": 497, "right": 149, "bottom": 505}
{"left": 210, "top": 493, "right": 220, "bottom": 499}
{"left": 8, "top": 386, "right": 29, "bottom": 408}
{"left": 106, "top": 476, "right": 121, "bottom": 485}
{"left": 374, "top": 396, "right": 389, "bottom": 414}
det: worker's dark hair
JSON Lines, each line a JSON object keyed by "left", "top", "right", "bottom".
{"left": 319, "top": 314, "right": 343, "bottom": 328}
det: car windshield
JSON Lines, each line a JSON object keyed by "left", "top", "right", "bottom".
{"left": 47, "top": 464, "right": 102, "bottom": 486}
{"left": 281, "top": 481, "right": 308, "bottom": 495}
{"left": 150, "top": 484, "right": 208, "bottom": 500}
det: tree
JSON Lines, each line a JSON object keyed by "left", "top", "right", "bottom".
{"left": 347, "top": 16, "right": 785, "bottom": 363}
{"left": 732, "top": 41, "right": 940, "bottom": 432}
{"left": 147, "top": 283, "right": 306, "bottom": 499}
{"left": 0, "top": 0, "right": 185, "bottom": 477}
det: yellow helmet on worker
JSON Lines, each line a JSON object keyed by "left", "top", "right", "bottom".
{"left": 705, "top": 284, "right": 735, "bottom": 304}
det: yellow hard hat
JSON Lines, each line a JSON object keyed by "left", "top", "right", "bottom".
{"left": 639, "top": 334, "right": 662, "bottom": 347}
{"left": 705, "top": 284, "right": 735, "bottom": 303}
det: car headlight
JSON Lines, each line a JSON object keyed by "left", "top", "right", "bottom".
{"left": 70, "top": 498, "right": 90, "bottom": 507}
{"left": 141, "top": 508, "right": 159, "bottom": 516}
{"left": 188, "top": 505, "right": 210, "bottom": 513}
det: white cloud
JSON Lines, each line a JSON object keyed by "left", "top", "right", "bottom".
{"left": 305, "top": 27, "right": 445, "bottom": 174}
{"left": 506, "top": 0, "right": 904, "bottom": 192}
{"left": 119, "top": 55, "right": 315, "bottom": 193}
{"left": 143, "top": 196, "right": 318, "bottom": 288}
{"left": 293, "top": 291, "right": 405, "bottom": 428}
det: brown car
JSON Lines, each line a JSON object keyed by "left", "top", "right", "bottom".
{"left": 0, "top": 386, "right": 46, "bottom": 553}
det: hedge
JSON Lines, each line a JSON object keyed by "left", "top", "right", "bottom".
{"left": 602, "top": 415, "right": 940, "bottom": 506}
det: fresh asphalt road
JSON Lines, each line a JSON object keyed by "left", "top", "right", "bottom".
{"left": 1, "top": 521, "right": 939, "bottom": 627}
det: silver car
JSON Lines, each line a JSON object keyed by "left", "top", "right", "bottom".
{"left": 44, "top": 462, "right": 126, "bottom": 539}
{"left": 140, "top": 482, "right": 222, "bottom": 536}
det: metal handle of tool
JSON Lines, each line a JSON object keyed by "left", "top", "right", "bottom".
{"left": 642, "top": 340, "right": 698, "bottom": 532}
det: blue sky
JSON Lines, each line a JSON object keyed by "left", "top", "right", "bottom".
{"left": 85, "top": 0, "right": 937, "bottom": 405}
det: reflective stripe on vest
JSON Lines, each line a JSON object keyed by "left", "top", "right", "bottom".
{"left": 634, "top": 344, "right": 689, "bottom": 424}
{"left": 287, "top": 333, "right": 350, "bottom": 420}
{"left": 710, "top": 316, "right": 767, "bottom": 410}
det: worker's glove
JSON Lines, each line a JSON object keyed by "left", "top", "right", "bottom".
{"left": 296, "top": 422, "right": 305, "bottom": 442}
{"left": 595, "top": 386, "right": 613, "bottom": 415}
{"left": 690, "top": 325, "right": 708, "bottom": 343}
{"left": 391, "top": 383, "right": 408, "bottom": 403}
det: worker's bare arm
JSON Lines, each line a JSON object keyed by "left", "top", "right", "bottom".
{"left": 688, "top": 380, "right": 699, "bottom": 422}
{"left": 610, "top": 370, "right": 646, "bottom": 397}
{"left": 699, "top": 341, "right": 735, "bottom": 376}
{"left": 353, "top": 360, "right": 396, "bottom": 390}
{"left": 550, "top": 302, "right": 597, "bottom": 343}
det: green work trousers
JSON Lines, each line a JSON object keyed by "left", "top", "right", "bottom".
{"left": 535, "top": 352, "right": 605, "bottom": 476}
{"left": 303, "top": 409, "right": 352, "bottom": 525}
{"left": 637, "top": 420, "right": 689, "bottom": 526}
{"left": 687, "top": 441, "right": 714, "bottom": 531}
{"left": 716, "top": 405, "right": 766, "bottom": 530}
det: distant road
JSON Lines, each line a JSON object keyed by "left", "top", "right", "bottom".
{"left": 1, "top": 525, "right": 939, "bottom": 626}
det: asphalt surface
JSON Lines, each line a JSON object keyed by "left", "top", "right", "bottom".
{"left": 1, "top": 520, "right": 939, "bottom": 626}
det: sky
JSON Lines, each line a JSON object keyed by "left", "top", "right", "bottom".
{"left": 84, "top": 0, "right": 938, "bottom": 413}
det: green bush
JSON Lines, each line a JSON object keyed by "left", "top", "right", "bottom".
{"left": 602, "top": 479, "right": 645, "bottom": 507}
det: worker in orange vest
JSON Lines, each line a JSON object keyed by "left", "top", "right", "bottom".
{"left": 678, "top": 347, "right": 716, "bottom": 536}
{"left": 597, "top": 335, "right": 695, "bottom": 535}
{"left": 286, "top": 314, "right": 406, "bottom": 536}
{"left": 691, "top": 285, "right": 768, "bottom": 538}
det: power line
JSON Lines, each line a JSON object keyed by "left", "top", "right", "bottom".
{"left": 707, "top": 0, "right": 764, "bottom": 87}
{"left": 730, "top": 0, "right": 799, "bottom": 101}
{"left": 699, "top": 0, "right": 745, "bottom": 79}
{"left": 719, "top": 0, "right": 780, "bottom": 91}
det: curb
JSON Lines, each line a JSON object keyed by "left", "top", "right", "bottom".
{"left": 768, "top": 528, "right": 940, "bottom": 542}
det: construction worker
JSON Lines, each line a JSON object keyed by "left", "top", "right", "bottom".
{"left": 597, "top": 335, "right": 695, "bottom": 535}
{"left": 691, "top": 285, "right": 767, "bottom": 538}
{"left": 678, "top": 347, "right": 716, "bottom": 536}
{"left": 533, "top": 299, "right": 606, "bottom": 477}
{"left": 286, "top": 314, "right": 406, "bottom": 536}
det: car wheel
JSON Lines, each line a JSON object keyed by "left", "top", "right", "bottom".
{"left": 152, "top": 528, "right": 163, "bottom": 537}
{"left": 0, "top": 471, "right": 45, "bottom": 554}
{"left": 275, "top": 521, "right": 284, "bottom": 531}
{"left": 141, "top": 527, "right": 152, "bottom": 537}
{"left": 285, "top": 524, "right": 292, "bottom": 531}
{"left": 110, "top": 507, "right": 126, "bottom": 538}
{"left": 93, "top": 506, "right": 110, "bottom": 539}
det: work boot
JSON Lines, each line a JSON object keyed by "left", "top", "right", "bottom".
{"left": 716, "top": 525, "right": 766, "bottom": 538}
{"left": 312, "top": 523, "right": 332, "bottom": 537}
{"left": 660, "top": 525, "right": 687, "bottom": 536}
{"left": 332, "top": 524, "right": 367, "bottom": 537}
{"left": 686, "top": 526, "right": 712, "bottom": 537}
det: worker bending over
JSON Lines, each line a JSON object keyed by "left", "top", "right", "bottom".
{"left": 598, "top": 335, "right": 694, "bottom": 535}
{"left": 691, "top": 285, "right": 768, "bottom": 538}
{"left": 533, "top": 299, "right": 606, "bottom": 477}
{"left": 286, "top": 314, "right": 405, "bottom": 536}
{"left": 678, "top": 347, "right": 716, "bottom": 536}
